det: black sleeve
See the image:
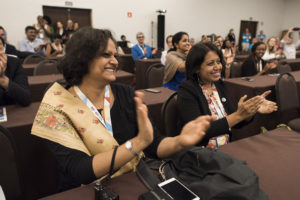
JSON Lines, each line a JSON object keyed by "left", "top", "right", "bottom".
{"left": 241, "top": 58, "right": 256, "bottom": 77}
{"left": 177, "top": 86, "right": 230, "bottom": 146}
{"left": 6, "top": 58, "right": 31, "bottom": 106}
{"left": 44, "top": 139, "right": 96, "bottom": 191}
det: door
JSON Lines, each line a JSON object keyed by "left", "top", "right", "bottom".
{"left": 238, "top": 20, "right": 258, "bottom": 51}
{"left": 43, "top": 6, "right": 92, "bottom": 31}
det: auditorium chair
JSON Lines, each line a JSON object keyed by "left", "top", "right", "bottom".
{"left": 33, "top": 59, "right": 60, "bottom": 76}
{"left": 23, "top": 54, "right": 46, "bottom": 64}
{"left": 161, "top": 93, "right": 179, "bottom": 136}
{"left": 230, "top": 62, "right": 242, "bottom": 78}
{"left": 145, "top": 63, "right": 164, "bottom": 88}
{"left": 275, "top": 72, "right": 300, "bottom": 132}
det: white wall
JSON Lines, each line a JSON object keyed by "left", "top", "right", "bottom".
{"left": 282, "top": 0, "right": 300, "bottom": 30}
{"left": 0, "top": 0, "right": 292, "bottom": 48}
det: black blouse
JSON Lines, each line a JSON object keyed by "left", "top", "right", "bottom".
{"left": 45, "top": 83, "right": 164, "bottom": 191}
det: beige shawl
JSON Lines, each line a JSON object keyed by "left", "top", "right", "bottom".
{"left": 163, "top": 51, "right": 187, "bottom": 83}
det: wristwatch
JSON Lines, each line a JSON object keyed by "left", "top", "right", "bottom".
{"left": 125, "top": 140, "right": 139, "bottom": 156}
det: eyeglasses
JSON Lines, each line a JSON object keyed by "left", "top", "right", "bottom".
{"left": 137, "top": 36, "right": 144, "bottom": 39}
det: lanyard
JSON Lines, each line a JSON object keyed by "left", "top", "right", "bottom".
{"left": 74, "top": 85, "right": 113, "bottom": 136}
{"left": 138, "top": 45, "right": 146, "bottom": 58}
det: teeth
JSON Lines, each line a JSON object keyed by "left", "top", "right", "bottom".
{"left": 105, "top": 69, "right": 114, "bottom": 72}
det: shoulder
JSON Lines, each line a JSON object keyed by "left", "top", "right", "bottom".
{"left": 178, "top": 79, "right": 198, "bottom": 95}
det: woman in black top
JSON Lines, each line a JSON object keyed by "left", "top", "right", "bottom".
{"left": 0, "top": 37, "right": 31, "bottom": 106}
{"left": 241, "top": 41, "right": 277, "bottom": 77}
{"left": 177, "top": 42, "right": 277, "bottom": 146}
{"left": 31, "top": 27, "right": 213, "bottom": 191}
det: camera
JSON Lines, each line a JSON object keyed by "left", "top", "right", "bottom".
{"left": 293, "top": 27, "right": 300, "bottom": 31}
{"left": 94, "top": 181, "right": 119, "bottom": 200}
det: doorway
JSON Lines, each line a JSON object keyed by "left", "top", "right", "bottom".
{"left": 43, "top": 6, "right": 92, "bottom": 31}
{"left": 238, "top": 20, "right": 258, "bottom": 51}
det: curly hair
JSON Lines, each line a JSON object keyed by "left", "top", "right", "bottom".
{"left": 58, "top": 27, "right": 115, "bottom": 86}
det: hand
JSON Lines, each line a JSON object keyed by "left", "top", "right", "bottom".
{"left": 236, "top": 95, "right": 264, "bottom": 120}
{"left": 134, "top": 91, "right": 153, "bottom": 146}
{"left": 0, "top": 51, "right": 7, "bottom": 77}
{"left": 152, "top": 48, "right": 157, "bottom": 55}
{"left": 257, "top": 90, "right": 278, "bottom": 114}
{"left": 143, "top": 47, "right": 147, "bottom": 56}
{"left": 263, "top": 60, "right": 278, "bottom": 72}
{"left": 176, "top": 115, "right": 214, "bottom": 148}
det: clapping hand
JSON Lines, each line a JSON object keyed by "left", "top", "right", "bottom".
{"left": 257, "top": 90, "right": 278, "bottom": 114}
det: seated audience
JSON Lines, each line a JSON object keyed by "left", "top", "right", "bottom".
{"left": 46, "top": 34, "right": 65, "bottom": 58}
{"left": 162, "top": 32, "right": 190, "bottom": 91}
{"left": 56, "top": 21, "right": 66, "bottom": 39}
{"left": 0, "top": 37, "right": 31, "bottom": 106}
{"left": 262, "top": 37, "right": 283, "bottom": 60}
{"left": 160, "top": 35, "right": 173, "bottom": 65}
{"left": 222, "top": 39, "right": 235, "bottom": 78}
{"left": 64, "top": 19, "right": 74, "bottom": 42}
{"left": 33, "top": 15, "right": 46, "bottom": 41}
{"left": 19, "top": 26, "right": 46, "bottom": 55}
{"left": 242, "top": 42, "right": 278, "bottom": 77}
{"left": 177, "top": 42, "right": 277, "bottom": 146}
{"left": 131, "top": 32, "right": 157, "bottom": 62}
{"left": 189, "top": 38, "right": 195, "bottom": 46}
{"left": 0, "top": 26, "right": 18, "bottom": 57}
{"left": 214, "top": 36, "right": 223, "bottom": 51}
{"left": 42, "top": 16, "right": 54, "bottom": 43}
{"left": 31, "top": 27, "right": 213, "bottom": 191}
{"left": 281, "top": 28, "right": 300, "bottom": 59}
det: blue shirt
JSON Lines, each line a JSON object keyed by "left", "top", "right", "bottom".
{"left": 131, "top": 44, "right": 153, "bottom": 62}
{"left": 162, "top": 71, "right": 185, "bottom": 91}
{"left": 257, "top": 34, "right": 266, "bottom": 41}
{"left": 19, "top": 37, "right": 45, "bottom": 55}
{"left": 242, "top": 33, "right": 252, "bottom": 44}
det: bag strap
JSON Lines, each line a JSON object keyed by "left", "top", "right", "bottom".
{"left": 101, "top": 145, "right": 119, "bottom": 183}
{"left": 136, "top": 159, "right": 161, "bottom": 190}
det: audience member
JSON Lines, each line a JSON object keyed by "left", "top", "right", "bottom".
{"left": 42, "top": 16, "right": 54, "bottom": 43}
{"left": 241, "top": 41, "right": 277, "bottom": 76}
{"left": 214, "top": 36, "right": 223, "bottom": 50}
{"left": 131, "top": 32, "right": 157, "bottom": 62}
{"left": 73, "top": 22, "right": 79, "bottom": 32}
{"left": 56, "top": 21, "right": 66, "bottom": 38}
{"left": 242, "top": 28, "right": 252, "bottom": 51}
{"left": 160, "top": 35, "right": 173, "bottom": 65}
{"left": 227, "top": 28, "right": 236, "bottom": 46}
{"left": 46, "top": 34, "right": 65, "bottom": 58}
{"left": 177, "top": 42, "right": 277, "bottom": 146}
{"left": 281, "top": 28, "right": 300, "bottom": 59}
{"left": 65, "top": 19, "right": 74, "bottom": 40}
{"left": 189, "top": 38, "right": 195, "bottom": 46}
{"left": 162, "top": 32, "right": 190, "bottom": 91}
{"left": 222, "top": 39, "right": 235, "bottom": 78}
{"left": 33, "top": 15, "right": 46, "bottom": 41}
{"left": 262, "top": 37, "right": 283, "bottom": 60}
{"left": 0, "top": 26, "right": 18, "bottom": 57}
{"left": 257, "top": 30, "right": 266, "bottom": 42}
{"left": 19, "top": 26, "right": 46, "bottom": 55}
{"left": 201, "top": 35, "right": 208, "bottom": 43}
{"left": 249, "top": 38, "right": 256, "bottom": 50}
{"left": 31, "top": 27, "right": 213, "bottom": 191}
{"left": 0, "top": 37, "right": 31, "bottom": 106}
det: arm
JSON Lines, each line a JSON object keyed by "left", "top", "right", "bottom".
{"left": 283, "top": 29, "right": 292, "bottom": 43}
{"left": 131, "top": 46, "right": 144, "bottom": 62}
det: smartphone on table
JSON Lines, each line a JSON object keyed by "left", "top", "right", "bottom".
{"left": 158, "top": 178, "right": 200, "bottom": 200}
{"left": 144, "top": 88, "right": 161, "bottom": 93}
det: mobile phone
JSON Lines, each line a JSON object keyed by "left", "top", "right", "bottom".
{"left": 158, "top": 178, "right": 200, "bottom": 200}
{"left": 144, "top": 88, "right": 161, "bottom": 93}
{"left": 293, "top": 27, "right": 300, "bottom": 31}
{"left": 241, "top": 77, "right": 254, "bottom": 82}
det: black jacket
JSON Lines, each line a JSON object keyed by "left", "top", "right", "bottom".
{"left": 241, "top": 56, "right": 266, "bottom": 77}
{"left": 177, "top": 79, "right": 245, "bottom": 146}
{"left": 5, "top": 43, "right": 19, "bottom": 57}
{"left": 0, "top": 56, "right": 31, "bottom": 106}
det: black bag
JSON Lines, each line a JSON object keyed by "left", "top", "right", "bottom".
{"left": 138, "top": 147, "right": 268, "bottom": 200}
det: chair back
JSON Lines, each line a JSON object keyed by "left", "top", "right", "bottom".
{"left": 33, "top": 59, "right": 59, "bottom": 76}
{"left": 275, "top": 72, "right": 299, "bottom": 111}
{"left": 0, "top": 126, "right": 23, "bottom": 200}
{"left": 277, "top": 61, "right": 292, "bottom": 74}
{"left": 230, "top": 62, "right": 242, "bottom": 78}
{"left": 23, "top": 54, "right": 46, "bottom": 64}
{"left": 161, "top": 93, "right": 179, "bottom": 136}
{"left": 146, "top": 63, "right": 164, "bottom": 88}
{"left": 117, "top": 55, "right": 135, "bottom": 73}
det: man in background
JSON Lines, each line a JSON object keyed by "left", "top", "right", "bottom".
{"left": 161, "top": 35, "right": 173, "bottom": 65}
{"left": 131, "top": 32, "right": 157, "bottom": 62}
{"left": 19, "top": 26, "right": 46, "bottom": 55}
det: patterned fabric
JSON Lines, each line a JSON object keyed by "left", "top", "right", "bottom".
{"left": 201, "top": 84, "right": 227, "bottom": 120}
{"left": 31, "top": 83, "right": 143, "bottom": 178}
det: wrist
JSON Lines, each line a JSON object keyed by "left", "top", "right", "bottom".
{"left": 232, "top": 111, "right": 247, "bottom": 122}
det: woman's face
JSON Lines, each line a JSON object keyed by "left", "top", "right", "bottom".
{"left": 198, "top": 51, "right": 222, "bottom": 85}
{"left": 57, "top": 21, "right": 63, "bottom": 29}
{"left": 268, "top": 38, "right": 276, "bottom": 47}
{"left": 175, "top": 34, "right": 190, "bottom": 53}
{"left": 255, "top": 44, "right": 266, "bottom": 58}
{"left": 225, "top": 40, "right": 231, "bottom": 48}
{"left": 85, "top": 39, "right": 118, "bottom": 85}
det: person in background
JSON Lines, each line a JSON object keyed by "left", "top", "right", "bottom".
{"left": 214, "top": 36, "right": 223, "bottom": 51}
{"left": 249, "top": 38, "right": 256, "bottom": 50}
{"left": 42, "top": 16, "right": 54, "bottom": 43}
{"left": 189, "top": 38, "right": 195, "bottom": 46}
{"left": 0, "top": 26, "right": 18, "bottom": 57}
{"left": 162, "top": 32, "right": 190, "bottom": 91}
{"left": 222, "top": 39, "right": 235, "bottom": 78}
{"left": 56, "top": 21, "right": 65, "bottom": 39}
{"left": 242, "top": 28, "right": 252, "bottom": 52}
{"left": 262, "top": 37, "right": 283, "bottom": 60}
{"left": 257, "top": 30, "right": 266, "bottom": 42}
{"left": 33, "top": 15, "right": 46, "bottom": 41}
{"left": 0, "top": 37, "right": 31, "bottom": 106}
{"left": 160, "top": 35, "right": 173, "bottom": 65}
{"left": 19, "top": 26, "right": 46, "bottom": 55}
{"left": 46, "top": 34, "right": 65, "bottom": 58}
{"left": 64, "top": 19, "right": 74, "bottom": 42}
{"left": 201, "top": 35, "right": 208, "bottom": 43}
{"left": 73, "top": 22, "right": 79, "bottom": 32}
{"left": 177, "top": 42, "right": 277, "bottom": 146}
{"left": 281, "top": 28, "right": 300, "bottom": 59}
{"left": 31, "top": 27, "right": 213, "bottom": 191}
{"left": 131, "top": 32, "right": 157, "bottom": 62}
{"left": 242, "top": 41, "right": 277, "bottom": 77}
{"left": 227, "top": 28, "right": 236, "bottom": 46}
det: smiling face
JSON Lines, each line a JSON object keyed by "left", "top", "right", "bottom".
{"left": 136, "top": 33, "right": 145, "bottom": 45}
{"left": 255, "top": 44, "right": 266, "bottom": 58}
{"left": 198, "top": 51, "right": 222, "bottom": 85}
{"left": 26, "top": 28, "right": 37, "bottom": 42}
{"left": 175, "top": 34, "right": 190, "bottom": 53}
{"left": 84, "top": 39, "right": 118, "bottom": 85}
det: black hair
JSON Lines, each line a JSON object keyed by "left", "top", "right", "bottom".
{"left": 58, "top": 27, "right": 115, "bottom": 86}
{"left": 43, "top": 15, "right": 52, "bottom": 25}
{"left": 25, "top": 26, "right": 36, "bottom": 32}
{"left": 169, "top": 31, "right": 188, "bottom": 52}
{"left": 121, "top": 35, "right": 126, "bottom": 40}
{"left": 251, "top": 41, "right": 265, "bottom": 55}
{"left": 186, "top": 42, "right": 225, "bottom": 82}
{"left": 0, "top": 26, "right": 4, "bottom": 31}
